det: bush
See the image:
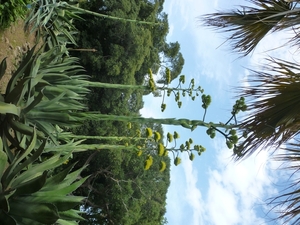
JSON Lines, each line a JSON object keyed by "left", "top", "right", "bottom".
{"left": 0, "top": 0, "right": 30, "bottom": 29}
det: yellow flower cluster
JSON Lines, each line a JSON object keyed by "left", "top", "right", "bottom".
{"left": 145, "top": 127, "right": 153, "bottom": 138}
{"left": 144, "top": 155, "right": 153, "bottom": 170}
{"left": 148, "top": 69, "right": 156, "bottom": 92}
{"left": 157, "top": 143, "right": 165, "bottom": 156}
{"left": 137, "top": 150, "right": 143, "bottom": 157}
{"left": 166, "top": 68, "right": 171, "bottom": 84}
{"left": 154, "top": 131, "right": 161, "bottom": 142}
{"left": 159, "top": 161, "right": 167, "bottom": 172}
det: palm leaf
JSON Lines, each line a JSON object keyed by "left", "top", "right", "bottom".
{"left": 268, "top": 140, "right": 300, "bottom": 225}
{"left": 201, "top": 0, "right": 295, "bottom": 55}
{"left": 236, "top": 57, "right": 300, "bottom": 158}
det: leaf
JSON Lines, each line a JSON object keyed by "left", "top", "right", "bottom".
{"left": 13, "top": 171, "right": 48, "bottom": 196}
{"left": 0, "top": 57, "right": 7, "bottom": 80}
{"left": 0, "top": 138, "right": 8, "bottom": 179}
{"left": 21, "top": 195, "right": 85, "bottom": 211}
{"left": 0, "top": 102, "right": 21, "bottom": 116}
{"left": 0, "top": 211, "right": 16, "bottom": 225}
{"left": 55, "top": 219, "right": 79, "bottom": 225}
{"left": 58, "top": 209, "right": 85, "bottom": 221}
{"left": 9, "top": 201, "right": 59, "bottom": 224}
{"left": 45, "top": 162, "right": 77, "bottom": 186}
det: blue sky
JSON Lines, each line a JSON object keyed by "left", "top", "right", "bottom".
{"left": 141, "top": 1, "right": 300, "bottom": 225}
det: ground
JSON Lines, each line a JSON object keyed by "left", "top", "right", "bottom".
{"left": 0, "top": 19, "right": 37, "bottom": 93}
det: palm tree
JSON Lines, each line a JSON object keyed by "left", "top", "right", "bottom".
{"left": 201, "top": 0, "right": 297, "bottom": 56}
{"left": 269, "top": 141, "right": 300, "bottom": 225}
{"left": 235, "top": 58, "right": 300, "bottom": 159}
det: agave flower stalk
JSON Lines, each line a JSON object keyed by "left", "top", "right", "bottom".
{"left": 57, "top": 133, "right": 155, "bottom": 144}
{"left": 84, "top": 80, "right": 202, "bottom": 93}
{"left": 27, "top": 0, "right": 161, "bottom": 28}
{"left": 84, "top": 113, "right": 237, "bottom": 130}
{"left": 83, "top": 72, "right": 204, "bottom": 112}
{"left": 64, "top": 2, "right": 161, "bottom": 26}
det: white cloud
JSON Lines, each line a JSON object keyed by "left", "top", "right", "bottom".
{"left": 204, "top": 140, "right": 281, "bottom": 225}
{"left": 182, "top": 155, "right": 205, "bottom": 225}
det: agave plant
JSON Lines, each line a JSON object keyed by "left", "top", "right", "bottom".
{"left": 0, "top": 45, "right": 90, "bottom": 147}
{"left": 25, "top": 0, "right": 83, "bottom": 48}
{"left": 0, "top": 130, "right": 87, "bottom": 225}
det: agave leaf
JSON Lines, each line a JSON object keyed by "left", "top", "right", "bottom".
{"left": 64, "top": 164, "right": 88, "bottom": 186}
{"left": 29, "top": 120, "right": 58, "bottom": 145}
{"left": 5, "top": 77, "right": 30, "bottom": 104}
{"left": 8, "top": 119, "right": 46, "bottom": 140}
{"left": 37, "top": 176, "right": 88, "bottom": 196}
{"left": 0, "top": 102, "right": 21, "bottom": 116}
{"left": 58, "top": 209, "right": 85, "bottom": 221}
{"left": 0, "top": 138, "right": 8, "bottom": 179}
{"left": 0, "top": 195, "right": 9, "bottom": 213}
{"left": 5, "top": 46, "right": 37, "bottom": 95}
{"left": 22, "top": 91, "right": 44, "bottom": 115}
{"left": 12, "top": 153, "right": 72, "bottom": 186}
{"left": 45, "top": 162, "right": 77, "bottom": 186}
{"left": 13, "top": 171, "right": 48, "bottom": 196}
{"left": 1, "top": 134, "right": 14, "bottom": 163}
{"left": 5, "top": 140, "right": 46, "bottom": 188}
{"left": 0, "top": 57, "right": 7, "bottom": 80}
{"left": 4, "top": 130, "right": 37, "bottom": 183}
{"left": 18, "top": 135, "right": 27, "bottom": 150}
{"left": 9, "top": 201, "right": 59, "bottom": 224}
{"left": 55, "top": 218, "right": 79, "bottom": 225}
{"left": 0, "top": 211, "right": 16, "bottom": 225}
{"left": 22, "top": 195, "right": 85, "bottom": 211}
{"left": 9, "top": 216, "right": 44, "bottom": 225}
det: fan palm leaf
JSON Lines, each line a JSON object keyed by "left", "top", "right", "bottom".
{"left": 201, "top": 0, "right": 296, "bottom": 55}
{"left": 236, "top": 57, "right": 300, "bottom": 158}
{"left": 268, "top": 140, "right": 300, "bottom": 225}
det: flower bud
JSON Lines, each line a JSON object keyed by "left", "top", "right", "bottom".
{"left": 174, "top": 131, "right": 180, "bottom": 139}
{"left": 174, "top": 157, "right": 181, "bottom": 166}
{"left": 167, "top": 132, "right": 173, "bottom": 142}
{"left": 189, "top": 153, "right": 195, "bottom": 161}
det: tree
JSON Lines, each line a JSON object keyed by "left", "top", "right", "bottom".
{"left": 200, "top": 0, "right": 295, "bottom": 56}
{"left": 201, "top": 1, "right": 300, "bottom": 224}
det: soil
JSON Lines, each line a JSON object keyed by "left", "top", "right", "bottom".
{"left": 0, "top": 19, "right": 38, "bottom": 94}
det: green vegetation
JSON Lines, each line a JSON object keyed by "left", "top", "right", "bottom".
{"left": 2, "top": 0, "right": 300, "bottom": 224}
{"left": 0, "top": 0, "right": 30, "bottom": 29}
{"left": 201, "top": 0, "right": 300, "bottom": 223}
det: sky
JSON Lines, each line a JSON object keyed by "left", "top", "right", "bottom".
{"left": 140, "top": 1, "right": 300, "bottom": 225}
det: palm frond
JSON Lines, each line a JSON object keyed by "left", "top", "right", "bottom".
{"left": 236, "top": 57, "right": 300, "bottom": 158}
{"left": 268, "top": 140, "right": 300, "bottom": 225}
{"left": 200, "top": 0, "right": 295, "bottom": 55}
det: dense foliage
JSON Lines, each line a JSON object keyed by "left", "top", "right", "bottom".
{"left": 0, "top": 0, "right": 30, "bottom": 29}
{"left": 66, "top": 0, "right": 183, "bottom": 224}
